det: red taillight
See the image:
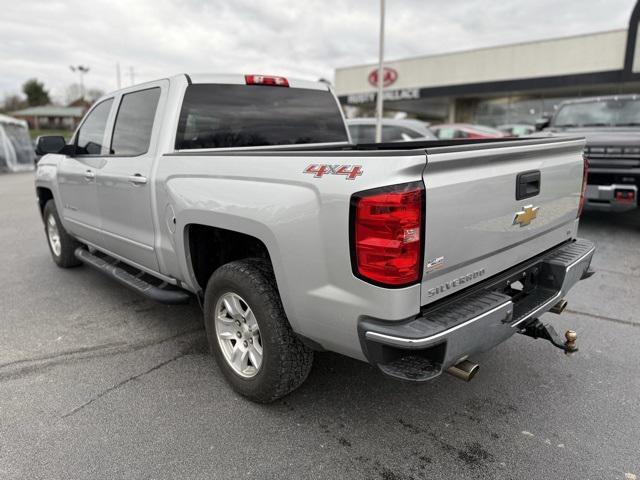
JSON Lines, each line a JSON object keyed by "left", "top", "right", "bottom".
{"left": 615, "top": 189, "right": 636, "bottom": 204}
{"left": 578, "top": 155, "right": 589, "bottom": 217}
{"left": 244, "top": 74, "right": 289, "bottom": 87}
{"left": 351, "top": 182, "right": 424, "bottom": 287}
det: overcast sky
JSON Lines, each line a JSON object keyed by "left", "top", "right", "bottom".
{"left": 1, "top": 0, "right": 637, "bottom": 103}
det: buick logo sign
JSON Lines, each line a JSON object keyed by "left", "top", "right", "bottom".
{"left": 368, "top": 67, "right": 398, "bottom": 87}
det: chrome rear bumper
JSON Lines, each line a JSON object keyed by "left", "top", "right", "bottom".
{"left": 359, "top": 238, "right": 596, "bottom": 381}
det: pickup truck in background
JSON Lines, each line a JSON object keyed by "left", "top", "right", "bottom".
{"left": 34, "top": 73, "right": 595, "bottom": 402}
{"left": 539, "top": 94, "right": 640, "bottom": 212}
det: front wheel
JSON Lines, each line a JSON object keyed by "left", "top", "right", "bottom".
{"left": 43, "top": 200, "right": 81, "bottom": 268}
{"left": 204, "top": 259, "right": 313, "bottom": 403}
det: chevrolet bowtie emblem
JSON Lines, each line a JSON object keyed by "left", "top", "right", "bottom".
{"left": 514, "top": 205, "right": 539, "bottom": 227}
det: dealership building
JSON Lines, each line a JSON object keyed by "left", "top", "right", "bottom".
{"left": 334, "top": 2, "right": 640, "bottom": 125}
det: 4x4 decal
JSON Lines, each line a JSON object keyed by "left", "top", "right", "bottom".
{"left": 303, "top": 164, "right": 363, "bottom": 180}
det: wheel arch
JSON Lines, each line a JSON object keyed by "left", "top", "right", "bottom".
{"left": 36, "top": 186, "right": 54, "bottom": 219}
{"left": 184, "top": 223, "right": 273, "bottom": 293}
{"left": 181, "top": 218, "right": 306, "bottom": 329}
{"left": 35, "top": 160, "right": 62, "bottom": 220}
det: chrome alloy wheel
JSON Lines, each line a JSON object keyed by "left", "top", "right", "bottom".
{"left": 47, "top": 214, "right": 62, "bottom": 257}
{"left": 214, "top": 292, "right": 263, "bottom": 378}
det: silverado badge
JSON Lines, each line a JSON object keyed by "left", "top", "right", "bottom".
{"left": 514, "top": 205, "right": 539, "bottom": 227}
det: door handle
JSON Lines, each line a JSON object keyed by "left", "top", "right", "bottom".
{"left": 84, "top": 170, "right": 95, "bottom": 181}
{"left": 128, "top": 174, "right": 148, "bottom": 185}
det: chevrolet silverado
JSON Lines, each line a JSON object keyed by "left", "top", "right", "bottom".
{"left": 34, "top": 73, "right": 595, "bottom": 402}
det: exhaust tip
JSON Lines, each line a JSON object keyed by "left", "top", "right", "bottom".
{"left": 446, "top": 359, "right": 479, "bottom": 382}
{"left": 550, "top": 298, "right": 568, "bottom": 315}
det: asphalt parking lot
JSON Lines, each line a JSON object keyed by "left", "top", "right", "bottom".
{"left": 1, "top": 170, "right": 639, "bottom": 480}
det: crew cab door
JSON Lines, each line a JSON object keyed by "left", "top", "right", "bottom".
{"left": 95, "top": 83, "right": 165, "bottom": 272}
{"left": 57, "top": 98, "right": 114, "bottom": 245}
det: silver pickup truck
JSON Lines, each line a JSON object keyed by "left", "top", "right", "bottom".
{"left": 34, "top": 73, "right": 595, "bottom": 402}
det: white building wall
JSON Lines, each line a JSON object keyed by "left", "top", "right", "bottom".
{"left": 335, "top": 30, "right": 628, "bottom": 96}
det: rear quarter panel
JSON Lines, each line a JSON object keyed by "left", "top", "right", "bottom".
{"left": 155, "top": 150, "right": 427, "bottom": 360}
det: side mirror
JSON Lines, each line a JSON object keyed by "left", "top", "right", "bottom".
{"left": 534, "top": 117, "right": 551, "bottom": 131}
{"left": 35, "top": 136, "right": 67, "bottom": 156}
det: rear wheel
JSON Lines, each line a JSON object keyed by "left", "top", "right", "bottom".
{"left": 43, "top": 200, "right": 81, "bottom": 268}
{"left": 214, "top": 291, "right": 263, "bottom": 378}
{"left": 204, "top": 259, "right": 313, "bottom": 403}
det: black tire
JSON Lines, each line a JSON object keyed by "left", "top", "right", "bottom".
{"left": 43, "top": 200, "right": 82, "bottom": 268}
{"left": 203, "top": 258, "right": 313, "bottom": 403}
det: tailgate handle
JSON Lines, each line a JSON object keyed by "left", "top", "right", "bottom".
{"left": 516, "top": 170, "right": 541, "bottom": 200}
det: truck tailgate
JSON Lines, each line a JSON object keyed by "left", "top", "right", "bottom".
{"left": 421, "top": 137, "right": 585, "bottom": 306}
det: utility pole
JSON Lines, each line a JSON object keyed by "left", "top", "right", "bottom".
{"left": 116, "top": 62, "right": 121, "bottom": 89}
{"left": 129, "top": 66, "right": 135, "bottom": 86}
{"left": 375, "top": 0, "right": 385, "bottom": 143}
{"left": 69, "top": 65, "right": 90, "bottom": 100}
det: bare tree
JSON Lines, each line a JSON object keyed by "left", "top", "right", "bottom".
{"left": 65, "top": 83, "right": 83, "bottom": 104}
{"left": 86, "top": 88, "right": 105, "bottom": 102}
{"left": 65, "top": 84, "right": 105, "bottom": 104}
{"left": 1, "top": 94, "right": 26, "bottom": 113}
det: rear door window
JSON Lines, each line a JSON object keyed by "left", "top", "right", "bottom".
{"left": 111, "top": 88, "right": 160, "bottom": 156}
{"left": 176, "top": 84, "right": 348, "bottom": 149}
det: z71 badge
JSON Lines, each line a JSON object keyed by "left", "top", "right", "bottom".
{"left": 303, "top": 164, "right": 363, "bottom": 180}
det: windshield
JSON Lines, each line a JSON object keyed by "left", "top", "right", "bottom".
{"left": 553, "top": 98, "right": 640, "bottom": 127}
{"left": 176, "top": 84, "right": 348, "bottom": 149}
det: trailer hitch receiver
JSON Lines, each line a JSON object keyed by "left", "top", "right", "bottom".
{"left": 519, "top": 318, "right": 578, "bottom": 354}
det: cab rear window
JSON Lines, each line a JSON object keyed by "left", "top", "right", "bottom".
{"left": 175, "top": 84, "right": 348, "bottom": 150}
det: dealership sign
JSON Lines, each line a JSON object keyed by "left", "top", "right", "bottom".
{"left": 368, "top": 67, "right": 398, "bottom": 87}
{"left": 346, "top": 88, "right": 420, "bottom": 105}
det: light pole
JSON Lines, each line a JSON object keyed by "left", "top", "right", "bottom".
{"left": 375, "top": 0, "right": 386, "bottom": 143}
{"left": 69, "top": 65, "right": 90, "bottom": 100}
{"left": 116, "top": 62, "right": 121, "bottom": 89}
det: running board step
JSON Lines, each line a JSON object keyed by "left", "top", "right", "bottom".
{"left": 74, "top": 248, "right": 190, "bottom": 305}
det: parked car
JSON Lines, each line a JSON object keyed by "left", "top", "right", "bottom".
{"left": 347, "top": 118, "right": 436, "bottom": 143}
{"left": 35, "top": 73, "right": 594, "bottom": 402}
{"left": 498, "top": 124, "right": 536, "bottom": 137}
{"left": 538, "top": 94, "right": 640, "bottom": 212}
{"left": 431, "top": 123, "right": 505, "bottom": 139}
{"left": 0, "top": 114, "right": 35, "bottom": 172}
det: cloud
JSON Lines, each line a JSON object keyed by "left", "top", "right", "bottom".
{"left": 0, "top": 0, "right": 636, "bottom": 103}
